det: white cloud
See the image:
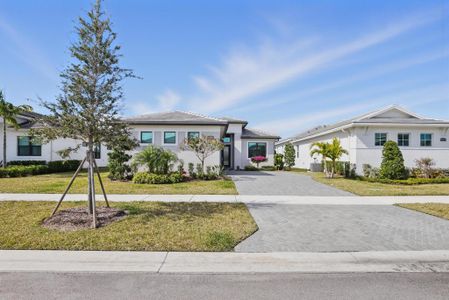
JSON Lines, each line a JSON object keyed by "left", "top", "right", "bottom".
{"left": 128, "top": 89, "right": 181, "bottom": 115}
{"left": 229, "top": 50, "right": 448, "bottom": 114}
{"left": 157, "top": 89, "right": 181, "bottom": 111}
{"left": 187, "top": 11, "right": 440, "bottom": 114}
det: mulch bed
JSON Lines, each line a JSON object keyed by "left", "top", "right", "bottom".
{"left": 42, "top": 207, "right": 128, "bottom": 231}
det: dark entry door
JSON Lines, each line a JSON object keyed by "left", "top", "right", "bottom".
{"left": 223, "top": 145, "right": 231, "bottom": 168}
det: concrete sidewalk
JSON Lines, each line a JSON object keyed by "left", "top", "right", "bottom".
{"left": 1, "top": 250, "right": 449, "bottom": 273}
{"left": 0, "top": 193, "right": 449, "bottom": 205}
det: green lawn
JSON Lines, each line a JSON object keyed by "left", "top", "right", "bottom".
{"left": 0, "top": 201, "right": 257, "bottom": 251}
{"left": 308, "top": 172, "right": 449, "bottom": 196}
{"left": 0, "top": 171, "right": 237, "bottom": 194}
{"left": 396, "top": 203, "right": 449, "bottom": 221}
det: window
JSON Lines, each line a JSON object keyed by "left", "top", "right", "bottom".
{"left": 420, "top": 133, "right": 432, "bottom": 147}
{"left": 375, "top": 133, "right": 387, "bottom": 146}
{"left": 248, "top": 142, "right": 267, "bottom": 158}
{"left": 17, "top": 136, "right": 41, "bottom": 156}
{"left": 187, "top": 131, "right": 200, "bottom": 141}
{"left": 397, "top": 133, "right": 409, "bottom": 147}
{"left": 164, "top": 131, "right": 176, "bottom": 144}
{"left": 94, "top": 144, "right": 101, "bottom": 159}
{"left": 223, "top": 137, "right": 231, "bottom": 143}
{"left": 140, "top": 131, "right": 153, "bottom": 144}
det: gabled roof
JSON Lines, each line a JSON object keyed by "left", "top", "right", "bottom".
{"left": 219, "top": 116, "right": 248, "bottom": 125}
{"left": 123, "top": 110, "right": 228, "bottom": 126}
{"left": 277, "top": 105, "right": 449, "bottom": 145}
{"left": 241, "top": 127, "right": 280, "bottom": 140}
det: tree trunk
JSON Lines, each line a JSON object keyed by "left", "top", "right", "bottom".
{"left": 2, "top": 121, "right": 6, "bottom": 168}
{"left": 87, "top": 141, "right": 94, "bottom": 214}
{"left": 201, "top": 159, "right": 205, "bottom": 174}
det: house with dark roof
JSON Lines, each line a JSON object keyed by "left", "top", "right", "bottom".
{"left": 275, "top": 105, "right": 449, "bottom": 174}
{"left": 124, "top": 111, "right": 280, "bottom": 170}
{"left": 1, "top": 110, "right": 280, "bottom": 169}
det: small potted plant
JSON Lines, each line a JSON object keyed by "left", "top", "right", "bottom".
{"left": 251, "top": 156, "right": 267, "bottom": 168}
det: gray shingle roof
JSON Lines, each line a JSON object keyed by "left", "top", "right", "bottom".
{"left": 241, "top": 127, "right": 280, "bottom": 139}
{"left": 219, "top": 116, "right": 248, "bottom": 124}
{"left": 123, "top": 111, "right": 228, "bottom": 126}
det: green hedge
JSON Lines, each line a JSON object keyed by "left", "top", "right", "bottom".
{"left": 244, "top": 165, "right": 259, "bottom": 171}
{"left": 7, "top": 160, "right": 47, "bottom": 166}
{"left": 133, "top": 172, "right": 184, "bottom": 184}
{"left": 48, "top": 160, "right": 81, "bottom": 172}
{"left": 0, "top": 160, "right": 82, "bottom": 178}
{"left": 361, "top": 176, "right": 449, "bottom": 185}
{"left": 0, "top": 165, "right": 49, "bottom": 178}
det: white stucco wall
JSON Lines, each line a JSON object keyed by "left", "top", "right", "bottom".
{"left": 354, "top": 126, "right": 449, "bottom": 172}
{"left": 276, "top": 125, "right": 449, "bottom": 175}
{"left": 129, "top": 124, "right": 224, "bottom": 170}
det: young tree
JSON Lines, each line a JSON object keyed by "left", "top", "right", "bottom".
{"left": 284, "top": 142, "right": 296, "bottom": 169}
{"left": 325, "top": 138, "right": 349, "bottom": 178}
{"left": 31, "top": 0, "right": 136, "bottom": 226}
{"left": 181, "top": 136, "right": 224, "bottom": 173}
{"left": 380, "top": 141, "right": 406, "bottom": 179}
{"left": 0, "top": 90, "right": 32, "bottom": 167}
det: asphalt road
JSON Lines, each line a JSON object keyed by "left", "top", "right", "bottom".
{"left": 1, "top": 272, "right": 449, "bottom": 300}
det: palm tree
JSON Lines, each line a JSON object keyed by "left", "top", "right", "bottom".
{"left": 310, "top": 138, "right": 348, "bottom": 178}
{"left": 0, "top": 90, "right": 33, "bottom": 167}
{"left": 326, "top": 138, "right": 349, "bottom": 178}
{"left": 310, "top": 141, "right": 330, "bottom": 177}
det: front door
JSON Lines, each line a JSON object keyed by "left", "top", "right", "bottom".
{"left": 223, "top": 144, "right": 231, "bottom": 169}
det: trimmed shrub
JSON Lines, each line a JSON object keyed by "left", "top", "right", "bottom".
{"left": 48, "top": 160, "right": 81, "bottom": 172}
{"left": 274, "top": 153, "right": 284, "bottom": 170}
{"left": 7, "top": 160, "right": 46, "bottom": 166}
{"left": 0, "top": 165, "right": 49, "bottom": 178}
{"left": 379, "top": 141, "right": 407, "bottom": 180}
{"left": 284, "top": 143, "right": 296, "bottom": 168}
{"left": 261, "top": 165, "right": 276, "bottom": 171}
{"left": 196, "top": 165, "right": 223, "bottom": 180}
{"left": 132, "top": 172, "right": 184, "bottom": 184}
{"left": 244, "top": 165, "right": 259, "bottom": 171}
{"left": 361, "top": 176, "right": 449, "bottom": 185}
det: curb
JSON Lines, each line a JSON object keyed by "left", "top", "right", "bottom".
{"left": 1, "top": 250, "right": 449, "bottom": 273}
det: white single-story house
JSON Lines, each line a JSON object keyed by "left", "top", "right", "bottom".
{"left": 275, "top": 105, "right": 449, "bottom": 174}
{"left": 0, "top": 110, "right": 280, "bottom": 170}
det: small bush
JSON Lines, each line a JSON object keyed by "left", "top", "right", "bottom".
{"left": 0, "top": 165, "right": 49, "bottom": 178}
{"left": 261, "top": 165, "right": 276, "bottom": 171}
{"left": 290, "top": 167, "right": 308, "bottom": 172}
{"left": 188, "top": 163, "right": 195, "bottom": 178}
{"left": 274, "top": 153, "right": 284, "bottom": 170}
{"left": 196, "top": 165, "right": 222, "bottom": 180}
{"left": 7, "top": 160, "right": 46, "bottom": 166}
{"left": 132, "top": 172, "right": 184, "bottom": 184}
{"left": 205, "top": 231, "right": 235, "bottom": 251}
{"left": 244, "top": 165, "right": 259, "bottom": 171}
{"left": 48, "top": 160, "right": 81, "bottom": 172}
{"left": 250, "top": 156, "right": 267, "bottom": 168}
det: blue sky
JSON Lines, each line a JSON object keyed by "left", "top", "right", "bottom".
{"left": 0, "top": 0, "right": 448, "bottom": 137}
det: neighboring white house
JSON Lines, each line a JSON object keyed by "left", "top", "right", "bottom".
{"left": 275, "top": 105, "right": 449, "bottom": 174}
{"left": 0, "top": 110, "right": 279, "bottom": 169}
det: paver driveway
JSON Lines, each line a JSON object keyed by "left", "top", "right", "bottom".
{"left": 227, "top": 171, "right": 353, "bottom": 196}
{"left": 235, "top": 204, "right": 449, "bottom": 252}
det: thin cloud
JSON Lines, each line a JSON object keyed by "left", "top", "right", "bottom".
{"left": 256, "top": 83, "right": 449, "bottom": 136}
{"left": 128, "top": 89, "right": 181, "bottom": 115}
{"left": 229, "top": 50, "right": 448, "bottom": 114}
{"left": 0, "top": 15, "right": 57, "bottom": 81}
{"left": 187, "top": 10, "right": 441, "bottom": 114}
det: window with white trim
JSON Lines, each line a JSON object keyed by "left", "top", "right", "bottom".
{"left": 374, "top": 133, "right": 387, "bottom": 146}
{"left": 164, "top": 131, "right": 176, "bottom": 144}
{"left": 248, "top": 142, "right": 267, "bottom": 158}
